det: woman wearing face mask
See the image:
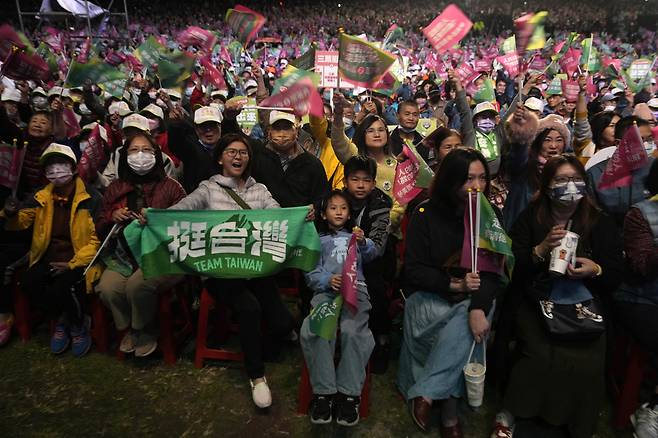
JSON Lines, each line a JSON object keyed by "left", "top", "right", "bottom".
{"left": 167, "top": 133, "right": 295, "bottom": 410}
{"left": 491, "top": 154, "right": 623, "bottom": 438}
{"left": 502, "top": 108, "right": 571, "bottom": 231}
{"left": 95, "top": 133, "right": 186, "bottom": 358}
{"left": 0, "top": 144, "right": 102, "bottom": 356}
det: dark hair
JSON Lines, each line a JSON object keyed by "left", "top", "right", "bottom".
{"left": 212, "top": 133, "right": 253, "bottom": 179}
{"left": 646, "top": 160, "right": 658, "bottom": 196}
{"left": 532, "top": 154, "right": 600, "bottom": 236}
{"left": 352, "top": 114, "right": 390, "bottom": 155}
{"left": 398, "top": 100, "right": 419, "bottom": 114}
{"left": 429, "top": 148, "right": 490, "bottom": 208}
{"left": 426, "top": 127, "right": 461, "bottom": 158}
{"left": 615, "top": 116, "right": 650, "bottom": 140}
{"left": 118, "top": 132, "right": 167, "bottom": 182}
{"left": 343, "top": 155, "right": 377, "bottom": 180}
{"left": 317, "top": 190, "right": 355, "bottom": 234}
{"left": 527, "top": 128, "right": 565, "bottom": 192}
{"left": 590, "top": 111, "right": 618, "bottom": 149}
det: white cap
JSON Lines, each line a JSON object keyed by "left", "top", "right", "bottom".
{"left": 647, "top": 98, "right": 658, "bottom": 110}
{"left": 122, "top": 113, "right": 150, "bottom": 132}
{"left": 211, "top": 89, "right": 228, "bottom": 99}
{"left": 141, "top": 103, "right": 164, "bottom": 120}
{"left": 269, "top": 110, "right": 296, "bottom": 126}
{"left": 40, "top": 143, "right": 77, "bottom": 165}
{"left": 164, "top": 88, "right": 182, "bottom": 100}
{"left": 108, "top": 101, "right": 131, "bottom": 117}
{"left": 47, "top": 86, "right": 63, "bottom": 97}
{"left": 194, "top": 106, "right": 222, "bottom": 125}
{"left": 611, "top": 87, "right": 624, "bottom": 96}
{"left": 1, "top": 88, "right": 21, "bottom": 102}
{"left": 524, "top": 97, "right": 545, "bottom": 113}
{"left": 244, "top": 79, "right": 258, "bottom": 90}
{"left": 472, "top": 101, "right": 497, "bottom": 118}
{"left": 81, "top": 122, "right": 109, "bottom": 142}
{"left": 32, "top": 87, "right": 47, "bottom": 97}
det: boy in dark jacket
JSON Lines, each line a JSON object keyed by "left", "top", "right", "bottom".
{"left": 342, "top": 156, "right": 393, "bottom": 373}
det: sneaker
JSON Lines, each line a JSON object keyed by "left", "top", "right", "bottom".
{"left": 70, "top": 316, "right": 92, "bottom": 358}
{"left": 250, "top": 377, "right": 272, "bottom": 408}
{"left": 309, "top": 394, "right": 333, "bottom": 425}
{"left": 134, "top": 332, "right": 157, "bottom": 358}
{"left": 335, "top": 394, "right": 360, "bottom": 427}
{"left": 119, "top": 331, "right": 137, "bottom": 353}
{"left": 631, "top": 403, "right": 658, "bottom": 438}
{"left": 50, "top": 322, "right": 70, "bottom": 354}
{"left": 0, "top": 314, "right": 15, "bottom": 347}
{"left": 491, "top": 419, "right": 514, "bottom": 438}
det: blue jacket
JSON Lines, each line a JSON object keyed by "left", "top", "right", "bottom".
{"left": 305, "top": 230, "right": 377, "bottom": 294}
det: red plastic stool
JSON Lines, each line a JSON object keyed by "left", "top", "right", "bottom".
{"left": 12, "top": 279, "right": 32, "bottom": 342}
{"left": 194, "top": 287, "right": 244, "bottom": 368}
{"left": 90, "top": 294, "right": 110, "bottom": 353}
{"left": 297, "top": 359, "right": 371, "bottom": 418}
{"left": 610, "top": 335, "right": 649, "bottom": 429}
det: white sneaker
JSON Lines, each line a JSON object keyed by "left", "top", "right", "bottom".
{"left": 250, "top": 378, "right": 272, "bottom": 408}
{"left": 631, "top": 403, "right": 658, "bottom": 438}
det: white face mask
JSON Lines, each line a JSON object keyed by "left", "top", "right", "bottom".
{"left": 644, "top": 140, "right": 656, "bottom": 155}
{"left": 127, "top": 151, "right": 156, "bottom": 175}
{"left": 45, "top": 163, "right": 74, "bottom": 186}
{"left": 342, "top": 117, "right": 353, "bottom": 130}
{"left": 148, "top": 91, "right": 157, "bottom": 100}
{"left": 603, "top": 105, "right": 616, "bottom": 112}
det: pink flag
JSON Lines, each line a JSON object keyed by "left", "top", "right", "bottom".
{"left": 77, "top": 37, "right": 91, "bottom": 63}
{"left": 423, "top": 4, "right": 472, "bottom": 54}
{"left": 44, "top": 27, "right": 65, "bottom": 54}
{"left": 598, "top": 124, "right": 649, "bottom": 190}
{"left": 260, "top": 77, "right": 323, "bottom": 117}
{"left": 455, "top": 63, "right": 478, "bottom": 84}
{"left": 200, "top": 56, "right": 227, "bottom": 89}
{"left": 220, "top": 46, "right": 233, "bottom": 66}
{"left": 475, "top": 59, "right": 492, "bottom": 73}
{"left": 496, "top": 52, "right": 520, "bottom": 77}
{"left": 105, "top": 50, "right": 126, "bottom": 67}
{"left": 0, "top": 143, "right": 26, "bottom": 190}
{"left": 529, "top": 56, "right": 547, "bottom": 72}
{"left": 561, "top": 80, "right": 580, "bottom": 101}
{"left": 0, "top": 48, "right": 51, "bottom": 82}
{"left": 177, "top": 26, "right": 217, "bottom": 53}
{"left": 62, "top": 108, "right": 81, "bottom": 138}
{"left": 78, "top": 124, "right": 107, "bottom": 183}
{"left": 393, "top": 147, "right": 423, "bottom": 205}
{"left": 341, "top": 234, "right": 359, "bottom": 314}
{"left": 559, "top": 48, "right": 581, "bottom": 78}
{"left": 124, "top": 54, "right": 144, "bottom": 72}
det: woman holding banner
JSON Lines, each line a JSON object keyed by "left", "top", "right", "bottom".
{"left": 168, "top": 133, "right": 295, "bottom": 410}
{"left": 398, "top": 148, "right": 504, "bottom": 436}
{"left": 492, "top": 155, "right": 623, "bottom": 438}
{"left": 95, "top": 132, "right": 186, "bottom": 358}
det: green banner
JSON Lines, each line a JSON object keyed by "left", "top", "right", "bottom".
{"left": 124, "top": 207, "right": 321, "bottom": 279}
{"left": 134, "top": 36, "right": 164, "bottom": 69}
{"left": 338, "top": 33, "right": 395, "bottom": 88}
{"left": 309, "top": 295, "right": 343, "bottom": 340}
{"left": 290, "top": 44, "right": 316, "bottom": 71}
{"left": 65, "top": 57, "right": 128, "bottom": 98}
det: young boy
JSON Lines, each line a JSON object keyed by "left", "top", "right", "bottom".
{"left": 342, "top": 156, "right": 394, "bottom": 373}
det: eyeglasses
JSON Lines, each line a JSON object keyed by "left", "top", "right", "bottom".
{"left": 552, "top": 176, "right": 585, "bottom": 184}
{"left": 365, "top": 128, "right": 387, "bottom": 135}
{"left": 224, "top": 148, "right": 249, "bottom": 157}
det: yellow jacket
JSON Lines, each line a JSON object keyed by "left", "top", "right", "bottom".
{"left": 309, "top": 115, "right": 344, "bottom": 191}
{"left": 2, "top": 177, "right": 103, "bottom": 292}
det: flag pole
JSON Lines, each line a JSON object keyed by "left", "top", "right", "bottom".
{"left": 474, "top": 189, "right": 481, "bottom": 273}
{"left": 83, "top": 223, "right": 120, "bottom": 277}
{"left": 11, "top": 141, "right": 27, "bottom": 199}
{"left": 468, "top": 189, "right": 475, "bottom": 273}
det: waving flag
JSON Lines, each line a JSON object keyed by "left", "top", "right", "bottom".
{"left": 514, "top": 11, "right": 548, "bottom": 57}
{"left": 176, "top": 26, "right": 217, "bottom": 53}
{"left": 77, "top": 37, "right": 91, "bottom": 63}
{"left": 260, "top": 77, "right": 323, "bottom": 117}
{"left": 383, "top": 24, "right": 404, "bottom": 49}
{"left": 338, "top": 32, "right": 395, "bottom": 88}
{"left": 598, "top": 123, "right": 648, "bottom": 190}
{"left": 78, "top": 123, "right": 107, "bottom": 183}
{"left": 341, "top": 234, "right": 359, "bottom": 315}
{"left": 199, "top": 56, "right": 226, "bottom": 89}
{"left": 423, "top": 4, "right": 472, "bottom": 54}
{"left": 225, "top": 5, "right": 267, "bottom": 47}
{"left": 309, "top": 295, "right": 343, "bottom": 340}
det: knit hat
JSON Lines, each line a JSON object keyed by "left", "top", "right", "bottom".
{"left": 538, "top": 114, "right": 571, "bottom": 147}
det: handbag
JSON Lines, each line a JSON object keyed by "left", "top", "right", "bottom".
{"left": 219, "top": 184, "right": 252, "bottom": 210}
{"left": 538, "top": 297, "right": 604, "bottom": 341}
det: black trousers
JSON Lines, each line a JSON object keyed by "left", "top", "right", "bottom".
{"left": 615, "top": 300, "right": 658, "bottom": 369}
{"left": 0, "top": 229, "right": 33, "bottom": 314}
{"left": 206, "top": 276, "right": 293, "bottom": 379}
{"left": 365, "top": 237, "right": 398, "bottom": 339}
{"left": 20, "top": 258, "right": 86, "bottom": 326}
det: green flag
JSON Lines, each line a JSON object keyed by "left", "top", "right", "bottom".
{"left": 123, "top": 207, "right": 321, "bottom": 280}
{"left": 580, "top": 36, "right": 600, "bottom": 72}
{"left": 273, "top": 65, "right": 320, "bottom": 94}
{"left": 338, "top": 33, "right": 395, "bottom": 88}
{"left": 501, "top": 35, "right": 516, "bottom": 54}
{"left": 35, "top": 42, "right": 59, "bottom": 74}
{"left": 477, "top": 192, "right": 515, "bottom": 279}
{"left": 134, "top": 36, "right": 165, "bottom": 69}
{"left": 309, "top": 295, "right": 343, "bottom": 340}
{"left": 552, "top": 32, "right": 579, "bottom": 62}
{"left": 225, "top": 5, "right": 267, "bottom": 47}
{"left": 526, "top": 11, "right": 548, "bottom": 51}
{"left": 65, "top": 58, "right": 128, "bottom": 98}
{"left": 383, "top": 24, "right": 404, "bottom": 49}
{"left": 290, "top": 43, "right": 316, "bottom": 71}
{"left": 404, "top": 139, "right": 434, "bottom": 189}
{"left": 473, "top": 78, "right": 495, "bottom": 103}
{"left": 156, "top": 50, "right": 195, "bottom": 88}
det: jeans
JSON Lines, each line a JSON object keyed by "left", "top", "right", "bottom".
{"left": 300, "top": 283, "right": 375, "bottom": 396}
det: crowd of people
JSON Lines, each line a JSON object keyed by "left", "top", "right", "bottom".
{"left": 1, "top": 1, "right": 658, "bottom": 437}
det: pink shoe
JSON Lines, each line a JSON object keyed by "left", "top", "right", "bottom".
{"left": 0, "top": 314, "right": 15, "bottom": 346}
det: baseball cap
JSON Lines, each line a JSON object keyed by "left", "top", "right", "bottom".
{"left": 524, "top": 97, "right": 545, "bottom": 113}
{"left": 32, "top": 87, "right": 48, "bottom": 97}
{"left": 211, "top": 89, "right": 228, "bottom": 99}
{"left": 1, "top": 88, "right": 21, "bottom": 102}
{"left": 164, "top": 88, "right": 182, "bottom": 100}
{"left": 108, "top": 101, "right": 131, "bottom": 117}
{"left": 40, "top": 143, "right": 77, "bottom": 165}
{"left": 601, "top": 93, "right": 618, "bottom": 103}
{"left": 472, "top": 101, "right": 498, "bottom": 118}
{"left": 647, "top": 98, "right": 658, "bottom": 110}
{"left": 122, "top": 113, "right": 150, "bottom": 132}
{"left": 194, "top": 106, "right": 222, "bottom": 125}
{"left": 611, "top": 87, "right": 624, "bottom": 96}
{"left": 269, "top": 110, "right": 296, "bottom": 126}
{"left": 141, "top": 103, "right": 164, "bottom": 120}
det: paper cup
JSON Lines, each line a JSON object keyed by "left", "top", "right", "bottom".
{"left": 549, "top": 231, "right": 579, "bottom": 276}
{"left": 463, "top": 362, "right": 486, "bottom": 407}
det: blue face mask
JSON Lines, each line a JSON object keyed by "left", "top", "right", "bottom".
{"left": 476, "top": 118, "right": 496, "bottom": 134}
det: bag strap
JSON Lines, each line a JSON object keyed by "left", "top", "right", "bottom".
{"left": 466, "top": 339, "right": 487, "bottom": 367}
{"left": 219, "top": 184, "right": 252, "bottom": 210}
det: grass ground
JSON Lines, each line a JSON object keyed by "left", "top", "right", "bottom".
{"left": 0, "top": 324, "right": 633, "bottom": 438}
